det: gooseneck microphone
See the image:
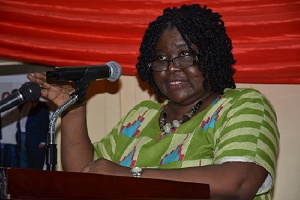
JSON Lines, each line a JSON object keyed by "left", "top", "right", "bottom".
{"left": 0, "top": 82, "right": 41, "bottom": 113}
{"left": 46, "top": 61, "right": 122, "bottom": 82}
{"left": 44, "top": 61, "right": 122, "bottom": 171}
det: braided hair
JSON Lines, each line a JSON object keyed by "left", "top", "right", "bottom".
{"left": 136, "top": 4, "right": 236, "bottom": 101}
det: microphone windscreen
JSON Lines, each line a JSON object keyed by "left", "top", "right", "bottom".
{"left": 106, "top": 61, "right": 122, "bottom": 82}
{"left": 19, "top": 82, "right": 41, "bottom": 101}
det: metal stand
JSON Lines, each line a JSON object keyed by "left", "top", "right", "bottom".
{"left": 46, "top": 94, "right": 79, "bottom": 171}
{"left": 45, "top": 69, "right": 97, "bottom": 171}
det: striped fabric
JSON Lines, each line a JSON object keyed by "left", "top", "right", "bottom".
{"left": 93, "top": 88, "right": 279, "bottom": 199}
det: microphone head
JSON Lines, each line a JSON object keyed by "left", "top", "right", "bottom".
{"left": 106, "top": 61, "right": 122, "bottom": 82}
{"left": 19, "top": 82, "right": 41, "bottom": 101}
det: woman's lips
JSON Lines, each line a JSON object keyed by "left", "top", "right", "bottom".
{"left": 168, "top": 80, "right": 187, "bottom": 89}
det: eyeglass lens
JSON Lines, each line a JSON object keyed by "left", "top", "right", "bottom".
{"left": 151, "top": 55, "right": 195, "bottom": 71}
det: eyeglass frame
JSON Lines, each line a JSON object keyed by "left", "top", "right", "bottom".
{"left": 148, "top": 53, "right": 200, "bottom": 72}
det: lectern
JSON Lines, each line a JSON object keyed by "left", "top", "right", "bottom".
{"left": 0, "top": 168, "right": 210, "bottom": 199}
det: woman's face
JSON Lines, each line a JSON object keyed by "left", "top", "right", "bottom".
{"left": 153, "top": 27, "right": 207, "bottom": 106}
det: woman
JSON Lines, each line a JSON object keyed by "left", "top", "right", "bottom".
{"left": 28, "top": 4, "right": 279, "bottom": 200}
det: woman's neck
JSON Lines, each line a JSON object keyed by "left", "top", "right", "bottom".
{"left": 165, "top": 92, "right": 218, "bottom": 122}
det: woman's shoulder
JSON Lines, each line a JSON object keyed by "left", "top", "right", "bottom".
{"left": 119, "top": 100, "right": 163, "bottom": 124}
{"left": 222, "top": 88, "right": 275, "bottom": 114}
{"left": 131, "top": 100, "right": 164, "bottom": 111}
{"left": 223, "top": 88, "right": 265, "bottom": 100}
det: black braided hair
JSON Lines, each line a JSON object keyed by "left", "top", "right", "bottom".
{"left": 136, "top": 4, "right": 236, "bottom": 101}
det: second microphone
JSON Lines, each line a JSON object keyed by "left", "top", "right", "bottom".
{"left": 46, "top": 61, "right": 122, "bottom": 82}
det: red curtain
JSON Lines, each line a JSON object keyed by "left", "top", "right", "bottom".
{"left": 0, "top": 0, "right": 299, "bottom": 83}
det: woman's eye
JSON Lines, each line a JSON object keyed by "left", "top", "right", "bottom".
{"left": 180, "top": 51, "right": 191, "bottom": 56}
{"left": 156, "top": 55, "right": 167, "bottom": 60}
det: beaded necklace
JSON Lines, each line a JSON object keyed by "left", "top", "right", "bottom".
{"left": 159, "top": 92, "right": 211, "bottom": 133}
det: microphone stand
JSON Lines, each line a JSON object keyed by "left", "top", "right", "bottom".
{"left": 46, "top": 73, "right": 92, "bottom": 171}
{"left": 46, "top": 93, "right": 78, "bottom": 171}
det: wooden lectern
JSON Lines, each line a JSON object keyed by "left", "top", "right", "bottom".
{"left": 0, "top": 168, "right": 209, "bottom": 200}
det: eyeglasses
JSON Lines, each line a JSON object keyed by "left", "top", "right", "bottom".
{"left": 149, "top": 54, "right": 199, "bottom": 72}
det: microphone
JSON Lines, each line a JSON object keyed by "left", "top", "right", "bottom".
{"left": 0, "top": 82, "right": 41, "bottom": 113}
{"left": 46, "top": 61, "right": 122, "bottom": 82}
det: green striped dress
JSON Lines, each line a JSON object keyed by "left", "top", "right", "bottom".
{"left": 94, "top": 88, "right": 279, "bottom": 199}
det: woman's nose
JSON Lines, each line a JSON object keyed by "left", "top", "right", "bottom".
{"left": 167, "top": 60, "right": 181, "bottom": 72}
